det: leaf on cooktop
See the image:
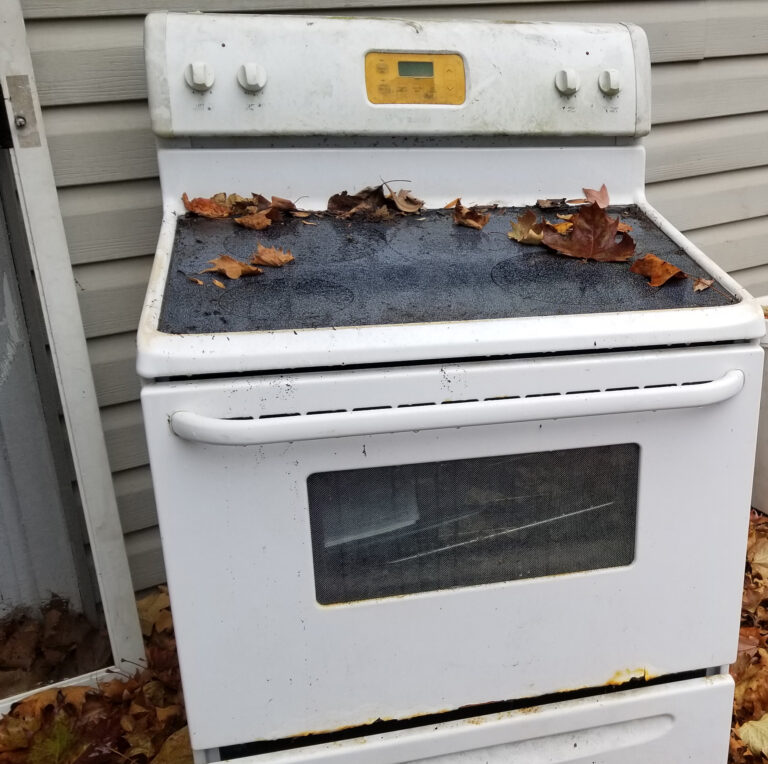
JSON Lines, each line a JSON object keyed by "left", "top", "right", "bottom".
{"left": 203, "top": 255, "right": 264, "bottom": 279}
{"left": 270, "top": 196, "right": 296, "bottom": 211}
{"left": 541, "top": 202, "right": 635, "bottom": 262}
{"left": 234, "top": 210, "right": 273, "bottom": 230}
{"left": 181, "top": 193, "right": 230, "bottom": 219}
{"left": 251, "top": 244, "right": 294, "bottom": 267}
{"left": 327, "top": 186, "right": 388, "bottom": 218}
{"left": 583, "top": 184, "right": 610, "bottom": 208}
{"left": 508, "top": 208, "right": 544, "bottom": 244}
{"left": 388, "top": 188, "right": 424, "bottom": 214}
{"left": 187, "top": 277, "right": 204, "bottom": 286}
{"left": 692, "top": 277, "right": 714, "bottom": 292}
{"left": 212, "top": 279, "right": 225, "bottom": 289}
{"left": 739, "top": 713, "right": 768, "bottom": 756}
{"left": 629, "top": 253, "right": 685, "bottom": 287}
{"left": 453, "top": 199, "right": 491, "bottom": 230}
{"left": 536, "top": 198, "right": 567, "bottom": 209}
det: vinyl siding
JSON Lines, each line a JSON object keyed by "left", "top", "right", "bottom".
{"left": 20, "top": 0, "right": 768, "bottom": 590}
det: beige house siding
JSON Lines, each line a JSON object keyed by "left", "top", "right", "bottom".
{"left": 19, "top": 0, "right": 768, "bottom": 590}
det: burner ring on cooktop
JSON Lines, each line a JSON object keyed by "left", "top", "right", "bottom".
{"left": 215, "top": 278, "right": 355, "bottom": 328}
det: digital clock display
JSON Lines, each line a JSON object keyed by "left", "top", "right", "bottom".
{"left": 397, "top": 61, "right": 434, "bottom": 78}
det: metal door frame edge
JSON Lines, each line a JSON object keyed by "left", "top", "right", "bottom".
{"left": 0, "top": 0, "right": 146, "bottom": 684}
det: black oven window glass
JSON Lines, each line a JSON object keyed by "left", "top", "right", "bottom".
{"left": 307, "top": 444, "right": 639, "bottom": 605}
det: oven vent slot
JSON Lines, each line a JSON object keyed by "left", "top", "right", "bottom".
{"left": 251, "top": 379, "right": 716, "bottom": 419}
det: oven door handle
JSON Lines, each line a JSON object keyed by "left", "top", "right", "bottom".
{"left": 168, "top": 369, "right": 744, "bottom": 446}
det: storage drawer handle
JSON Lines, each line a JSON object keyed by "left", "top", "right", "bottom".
{"left": 169, "top": 369, "right": 744, "bottom": 446}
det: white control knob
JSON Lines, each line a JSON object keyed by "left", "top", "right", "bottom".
{"left": 184, "top": 61, "right": 215, "bottom": 92}
{"left": 598, "top": 69, "right": 621, "bottom": 96}
{"left": 237, "top": 63, "right": 268, "bottom": 93}
{"left": 554, "top": 69, "right": 580, "bottom": 96}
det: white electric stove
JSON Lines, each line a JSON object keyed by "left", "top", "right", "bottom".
{"left": 139, "top": 13, "right": 763, "bottom": 764}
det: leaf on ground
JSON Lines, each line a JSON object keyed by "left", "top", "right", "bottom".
{"left": 181, "top": 193, "right": 230, "bottom": 219}
{"left": 508, "top": 209, "right": 544, "bottom": 244}
{"left": 251, "top": 244, "right": 294, "bottom": 267}
{"left": 629, "top": 254, "right": 686, "bottom": 287}
{"left": 751, "top": 535, "right": 768, "bottom": 580}
{"left": 152, "top": 726, "right": 193, "bottom": 764}
{"left": 187, "top": 277, "right": 204, "bottom": 286}
{"left": 136, "top": 590, "right": 171, "bottom": 638}
{"left": 693, "top": 277, "right": 714, "bottom": 292}
{"left": 234, "top": 210, "right": 273, "bottom": 230}
{"left": 536, "top": 198, "right": 567, "bottom": 209}
{"left": 444, "top": 197, "right": 460, "bottom": 209}
{"left": 212, "top": 279, "right": 225, "bottom": 289}
{"left": 453, "top": 199, "right": 491, "bottom": 230}
{"left": 290, "top": 210, "right": 311, "bottom": 218}
{"left": 617, "top": 221, "right": 633, "bottom": 233}
{"left": 740, "top": 627, "right": 763, "bottom": 658}
{"left": 203, "top": 255, "right": 263, "bottom": 280}
{"left": 583, "top": 184, "right": 610, "bottom": 208}
{"left": 541, "top": 202, "right": 635, "bottom": 262}
{"left": 740, "top": 712, "right": 768, "bottom": 755}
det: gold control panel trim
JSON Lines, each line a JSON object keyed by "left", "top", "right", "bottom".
{"left": 365, "top": 52, "right": 465, "bottom": 105}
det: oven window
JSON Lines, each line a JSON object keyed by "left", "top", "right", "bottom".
{"left": 307, "top": 444, "right": 639, "bottom": 605}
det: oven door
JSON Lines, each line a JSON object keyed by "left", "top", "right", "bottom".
{"left": 142, "top": 344, "right": 761, "bottom": 750}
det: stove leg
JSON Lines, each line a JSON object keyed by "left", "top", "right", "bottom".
{"left": 192, "top": 747, "right": 221, "bottom": 764}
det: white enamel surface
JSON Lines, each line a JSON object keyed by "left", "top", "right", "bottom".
{"left": 136, "top": 145, "right": 764, "bottom": 379}
{"left": 219, "top": 676, "right": 733, "bottom": 763}
{"left": 142, "top": 345, "right": 761, "bottom": 749}
{"left": 145, "top": 14, "right": 649, "bottom": 138}
{"left": 169, "top": 370, "right": 744, "bottom": 445}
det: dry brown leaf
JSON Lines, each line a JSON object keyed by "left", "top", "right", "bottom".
{"left": 453, "top": 199, "right": 491, "bottom": 230}
{"left": 152, "top": 726, "right": 193, "bottom": 764}
{"left": 181, "top": 193, "right": 230, "bottom": 219}
{"left": 583, "top": 184, "right": 610, "bottom": 208}
{"left": 545, "top": 220, "right": 573, "bottom": 235}
{"left": 536, "top": 198, "right": 567, "bottom": 209}
{"left": 210, "top": 192, "right": 227, "bottom": 205}
{"left": 327, "top": 186, "right": 387, "bottom": 218}
{"left": 629, "top": 253, "right": 686, "bottom": 287}
{"left": 541, "top": 203, "right": 635, "bottom": 262}
{"left": 212, "top": 279, "right": 225, "bottom": 289}
{"left": 388, "top": 188, "right": 424, "bottom": 214}
{"left": 301, "top": 221, "right": 318, "bottom": 226}
{"left": 251, "top": 244, "right": 294, "bottom": 267}
{"left": 693, "top": 277, "right": 714, "bottom": 292}
{"left": 155, "top": 609, "right": 174, "bottom": 634}
{"left": 155, "top": 704, "right": 183, "bottom": 724}
{"left": 617, "top": 221, "right": 633, "bottom": 233}
{"left": 444, "top": 197, "right": 460, "bottom": 209}
{"left": 291, "top": 210, "right": 311, "bottom": 218}
{"left": 566, "top": 197, "right": 589, "bottom": 205}
{"left": 234, "top": 210, "right": 273, "bottom": 230}
{"left": 740, "top": 626, "right": 763, "bottom": 659}
{"left": 270, "top": 196, "right": 296, "bottom": 211}
{"left": 187, "top": 277, "right": 204, "bottom": 286}
{"left": 136, "top": 590, "right": 171, "bottom": 638}
{"left": 203, "top": 255, "right": 264, "bottom": 280}
{"left": 60, "top": 686, "right": 95, "bottom": 714}
{"left": 557, "top": 214, "right": 574, "bottom": 221}
{"left": 508, "top": 209, "right": 544, "bottom": 244}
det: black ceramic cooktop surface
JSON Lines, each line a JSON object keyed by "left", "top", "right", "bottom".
{"left": 158, "top": 206, "right": 734, "bottom": 335}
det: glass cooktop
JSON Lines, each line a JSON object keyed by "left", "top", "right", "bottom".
{"left": 158, "top": 206, "right": 734, "bottom": 335}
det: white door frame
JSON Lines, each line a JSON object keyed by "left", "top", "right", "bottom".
{"left": 0, "top": 0, "right": 145, "bottom": 705}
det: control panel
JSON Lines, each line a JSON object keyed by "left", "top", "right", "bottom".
{"left": 145, "top": 14, "right": 650, "bottom": 138}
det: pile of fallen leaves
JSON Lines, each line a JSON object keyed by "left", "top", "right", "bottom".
{"left": 731, "top": 512, "right": 768, "bottom": 762}
{"left": 506, "top": 185, "right": 714, "bottom": 292}
{"left": 0, "top": 588, "right": 191, "bottom": 764}
{"left": 182, "top": 182, "right": 718, "bottom": 296}
{"left": 0, "top": 598, "right": 111, "bottom": 701}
